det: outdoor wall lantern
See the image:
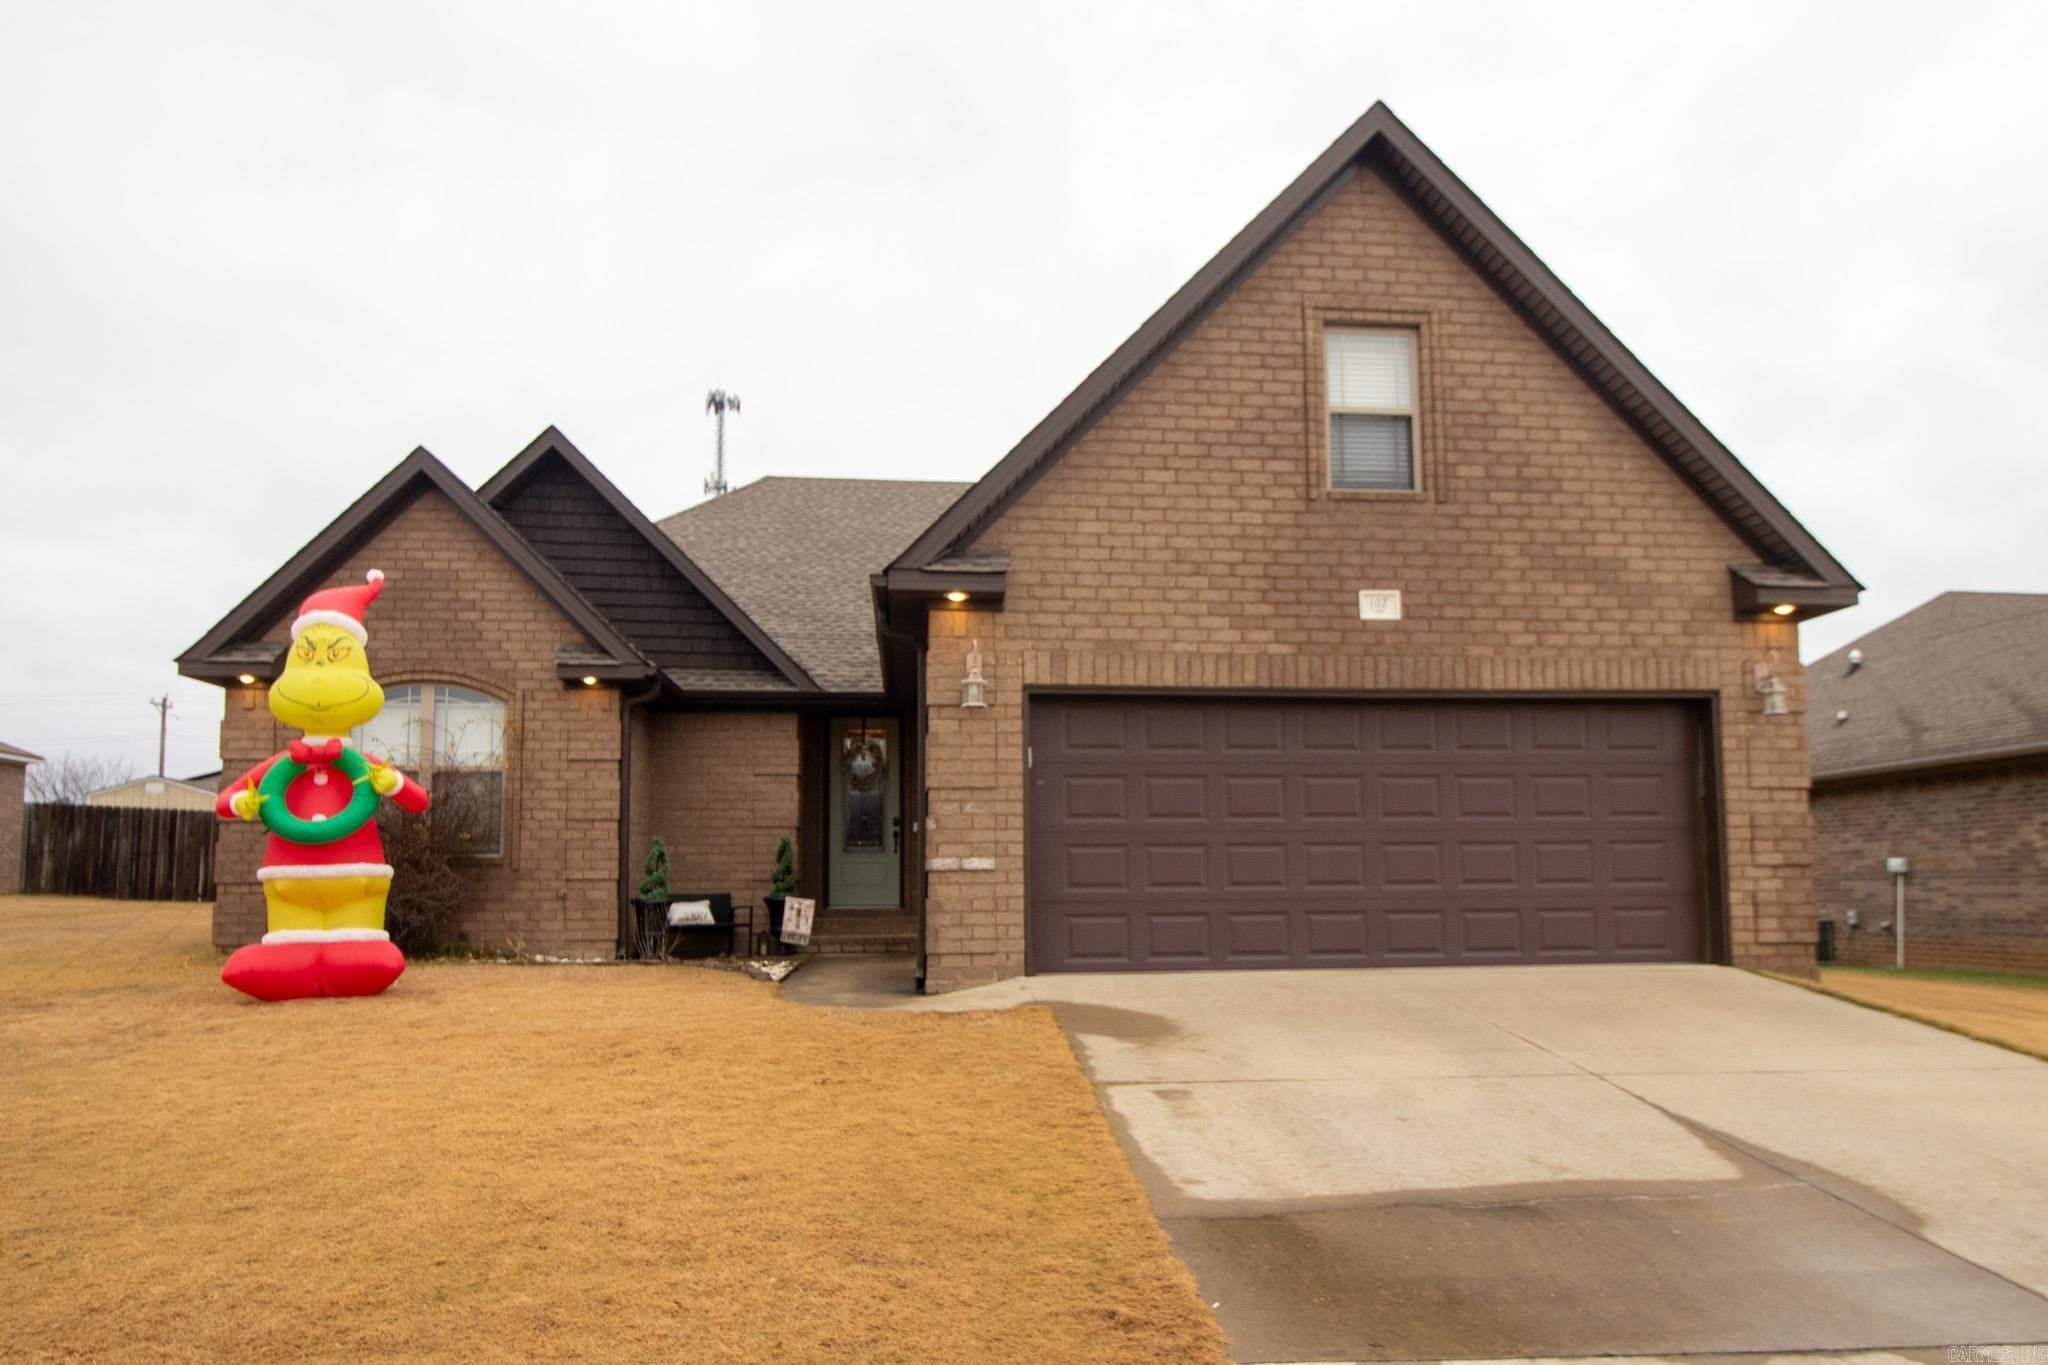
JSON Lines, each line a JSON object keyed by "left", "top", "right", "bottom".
{"left": 960, "top": 639, "right": 989, "bottom": 710}
{"left": 1752, "top": 658, "right": 1789, "bottom": 716}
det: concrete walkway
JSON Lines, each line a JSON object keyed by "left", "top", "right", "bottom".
{"left": 789, "top": 959, "right": 2048, "bottom": 1362}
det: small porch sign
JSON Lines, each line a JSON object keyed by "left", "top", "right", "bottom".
{"left": 779, "top": 896, "right": 816, "bottom": 947}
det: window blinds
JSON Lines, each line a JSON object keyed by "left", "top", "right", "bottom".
{"left": 1327, "top": 330, "right": 1413, "bottom": 410}
{"left": 1330, "top": 413, "right": 1413, "bottom": 489}
{"left": 1327, "top": 330, "right": 1415, "bottom": 489}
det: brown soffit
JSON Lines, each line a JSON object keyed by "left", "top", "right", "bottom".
{"left": 1730, "top": 564, "right": 1860, "bottom": 621}
{"left": 176, "top": 445, "right": 651, "bottom": 683}
{"left": 888, "top": 101, "right": 1860, "bottom": 599}
{"left": 479, "top": 426, "right": 818, "bottom": 692}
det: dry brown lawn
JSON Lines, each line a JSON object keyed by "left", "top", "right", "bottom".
{"left": 1815, "top": 965, "right": 2048, "bottom": 1060}
{"left": 0, "top": 897, "right": 1225, "bottom": 1364}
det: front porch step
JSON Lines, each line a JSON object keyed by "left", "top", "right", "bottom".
{"left": 795, "top": 908, "right": 914, "bottom": 956}
{"left": 798, "top": 933, "right": 916, "bottom": 956}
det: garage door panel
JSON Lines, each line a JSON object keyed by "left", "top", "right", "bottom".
{"left": 1144, "top": 912, "right": 1212, "bottom": 963}
{"left": 1223, "top": 911, "right": 1292, "bottom": 962}
{"left": 1029, "top": 698, "right": 1705, "bottom": 972}
{"left": 1221, "top": 774, "right": 1288, "bottom": 820}
{"left": 1139, "top": 704, "right": 1206, "bottom": 751}
{"left": 1458, "top": 908, "right": 1524, "bottom": 958}
{"left": 1378, "top": 774, "right": 1442, "bottom": 820}
{"left": 1303, "top": 910, "right": 1371, "bottom": 960}
{"left": 1303, "top": 773, "right": 1365, "bottom": 819}
{"left": 1142, "top": 774, "right": 1208, "bottom": 820}
{"left": 1058, "top": 773, "right": 1128, "bottom": 822}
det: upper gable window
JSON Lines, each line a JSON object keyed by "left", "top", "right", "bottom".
{"left": 1326, "top": 328, "right": 1417, "bottom": 491}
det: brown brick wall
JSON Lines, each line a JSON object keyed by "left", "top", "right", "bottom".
{"left": 920, "top": 161, "right": 1816, "bottom": 991}
{"left": 214, "top": 488, "right": 624, "bottom": 959}
{"left": 630, "top": 710, "right": 800, "bottom": 943}
{"left": 1815, "top": 761, "right": 2048, "bottom": 974}
{"left": 0, "top": 762, "right": 24, "bottom": 895}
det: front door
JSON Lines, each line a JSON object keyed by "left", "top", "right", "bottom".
{"left": 829, "top": 716, "right": 901, "bottom": 908}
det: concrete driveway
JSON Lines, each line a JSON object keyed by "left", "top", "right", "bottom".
{"left": 915, "top": 964, "right": 2048, "bottom": 1363}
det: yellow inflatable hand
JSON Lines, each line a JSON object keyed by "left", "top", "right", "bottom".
{"left": 231, "top": 782, "right": 266, "bottom": 822}
{"left": 367, "top": 757, "right": 404, "bottom": 797}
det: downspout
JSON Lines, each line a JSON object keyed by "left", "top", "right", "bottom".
{"left": 617, "top": 677, "right": 662, "bottom": 957}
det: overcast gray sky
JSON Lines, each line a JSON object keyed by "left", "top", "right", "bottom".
{"left": 3, "top": 1, "right": 2043, "bottom": 780}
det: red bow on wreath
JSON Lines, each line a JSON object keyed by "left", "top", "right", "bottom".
{"left": 289, "top": 737, "right": 345, "bottom": 765}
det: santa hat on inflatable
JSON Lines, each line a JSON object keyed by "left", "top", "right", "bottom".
{"left": 292, "top": 570, "right": 385, "bottom": 644}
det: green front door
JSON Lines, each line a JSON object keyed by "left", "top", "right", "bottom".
{"left": 828, "top": 716, "right": 901, "bottom": 908}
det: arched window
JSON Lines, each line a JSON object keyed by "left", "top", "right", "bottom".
{"left": 353, "top": 684, "right": 506, "bottom": 856}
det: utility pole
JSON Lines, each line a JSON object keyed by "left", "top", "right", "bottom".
{"left": 704, "top": 389, "right": 740, "bottom": 497}
{"left": 149, "top": 695, "right": 173, "bottom": 777}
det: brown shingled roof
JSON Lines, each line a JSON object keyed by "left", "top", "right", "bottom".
{"left": 660, "top": 478, "right": 971, "bottom": 694}
{"left": 0, "top": 740, "right": 43, "bottom": 765}
{"left": 1806, "top": 592, "right": 2048, "bottom": 782}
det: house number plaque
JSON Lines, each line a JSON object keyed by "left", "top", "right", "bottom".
{"left": 1358, "top": 589, "right": 1403, "bottom": 621}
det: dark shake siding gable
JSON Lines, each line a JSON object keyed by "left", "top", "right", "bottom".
{"left": 494, "top": 453, "right": 775, "bottom": 674}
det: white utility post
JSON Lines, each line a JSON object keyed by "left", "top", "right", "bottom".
{"left": 1885, "top": 856, "right": 1910, "bottom": 969}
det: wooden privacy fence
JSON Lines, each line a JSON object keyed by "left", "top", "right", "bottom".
{"left": 21, "top": 803, "right": 216, "bottom": 901}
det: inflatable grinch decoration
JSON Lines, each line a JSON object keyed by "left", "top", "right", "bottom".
{"left": 216, "top": 570, "right": 429, "bottom": 1001}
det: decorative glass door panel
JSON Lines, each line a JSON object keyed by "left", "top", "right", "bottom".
{"left": 828, "top": 717, "right": 901, "bottom": 908}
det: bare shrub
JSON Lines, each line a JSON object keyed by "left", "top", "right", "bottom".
{"left": 376, "top": 778, "right": 495, "bottom": 956}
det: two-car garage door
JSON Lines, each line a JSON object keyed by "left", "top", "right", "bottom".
{"left": 1028, "top": 697, "right": 1706, "bottom": 972}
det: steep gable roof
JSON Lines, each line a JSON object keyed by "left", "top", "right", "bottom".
{"left": 1807, "top": 592, "right": 2048, "bottom": 782}
{"left": 661, "top": 478, "right": 972, "bottom": 694}
{"left": 177, "top": 446, "right": 647, "bottom": 681}
{"left": 480, "top": 427, "right": 813, "bottom": 689}
{"left": 889, "top": 102, "right": 1858, "bottom": 604}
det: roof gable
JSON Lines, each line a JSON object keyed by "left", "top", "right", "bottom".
{"left": 1807, "top": 592, "right": 2048, "bottom": 781}
{"left": 890, "top": 102, "right": 1858, "bottom": 599}
{"left": 177, "top": 446, "right": 646, "bottom": 680}
{"left": 481, "top": 428, "right": 812, "bottom": 687}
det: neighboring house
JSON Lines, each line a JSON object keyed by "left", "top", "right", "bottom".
{"left": 1, "top": 741, "right": 42, "bottom": 895}
{"left": 178, "top": 104, "right": 1858, "bottom": 989}
{"left": 85, "top": 776, "right": 218, "bottom": 811}
{"left": 1808, "top": 593, "right": 2048, "bottom": 974}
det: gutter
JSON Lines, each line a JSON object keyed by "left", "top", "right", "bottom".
{"left": 1811, "top": 741, "right": 2048, "bottom": 789}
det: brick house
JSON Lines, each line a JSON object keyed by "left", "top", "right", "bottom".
{"left": 179, "top": 104, "right": 1859, "bottom": 989}
{"left": 1809, "top": 593, "right": 2048, "bottom": 974}
{"left": 1, "top": 741, "right": 41, "bottom": 895}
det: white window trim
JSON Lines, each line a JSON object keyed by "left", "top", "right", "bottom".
{"left": 1325, "top": 325, "right": 1421, "bottom": 494}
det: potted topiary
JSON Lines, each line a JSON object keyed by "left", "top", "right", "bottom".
{"left": 634, "top": 836, "right": 673, "bottom": 960}
{"left": 762, "top": 836, "right": 796, "bottom": 949}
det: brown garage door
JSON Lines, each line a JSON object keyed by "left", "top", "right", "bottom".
{"left": 1028, "top": 697, "right": 1705, "bottom": 972}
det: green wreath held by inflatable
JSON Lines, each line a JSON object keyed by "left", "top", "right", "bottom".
{"left": 257, "top": 747, "right": 382, "bottom": 845}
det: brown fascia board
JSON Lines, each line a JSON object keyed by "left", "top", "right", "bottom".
{"left": 890, "top": 102, "right": 1860, "bottom": 602}
{"left": 1812, "top": 741, "right": 2048, "bottom": 788}
{"left": 479, "top": 426, "right": 819, "bottom": 691}
{"left": 1730, "top": 564, "right": 1860, "bottom": 620}
{"left": 176, "top": 445, "right": 651, "bottom": 683}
